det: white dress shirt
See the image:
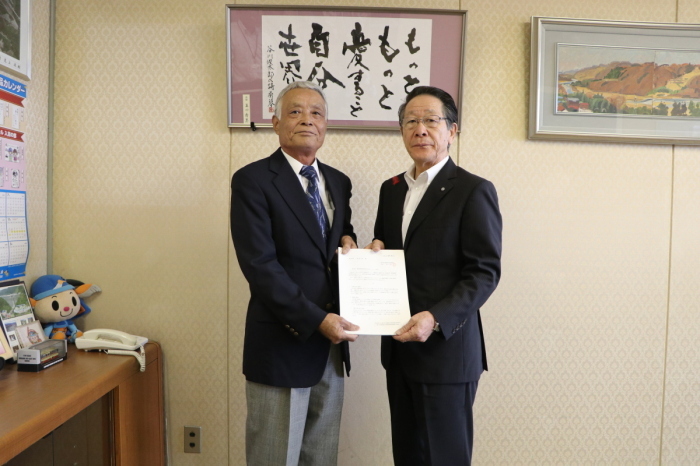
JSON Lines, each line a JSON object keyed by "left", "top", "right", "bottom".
{"left": 402, "top": 156, "right": 451, "bottom": 244}
{"left": 282, "top": 150, "right": 335, "bottom": 226}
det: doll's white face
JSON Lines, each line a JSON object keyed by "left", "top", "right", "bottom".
{"left": 34, "top": 290, "right": 81, "bottom": 323}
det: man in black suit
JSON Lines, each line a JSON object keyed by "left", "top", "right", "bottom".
{"left": 370, "top": 86, "right": 502, "bottom": 465}
{"left": 230, "top": 81, "right": 359, "bottom": 465}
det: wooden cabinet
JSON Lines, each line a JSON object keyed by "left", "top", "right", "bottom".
{"left": 0, "top": 342, "right": 165, "bottom": 465}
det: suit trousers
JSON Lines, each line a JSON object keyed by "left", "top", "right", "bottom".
{"left": 386, "top": 359, "right": 479, "bottom": 466}
{"left": 246, "top": 344, "right": 344, "bottom": 466}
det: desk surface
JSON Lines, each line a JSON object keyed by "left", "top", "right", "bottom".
{"left": 0, "top": 342, "right": 160, "bottom": 464}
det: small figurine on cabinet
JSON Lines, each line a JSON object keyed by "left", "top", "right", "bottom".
{"left": 29, "top": 275, "right": 100, "bottom": 343}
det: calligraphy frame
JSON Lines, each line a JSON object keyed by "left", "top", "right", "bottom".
{"left": 530, "top": 16, "right": 700, "bottom": 145}
{"left": 0, "top": 0, "right": 31, "bottom": 81}
{"left": 227, "top": 5, "right": 467, "bottom": 130}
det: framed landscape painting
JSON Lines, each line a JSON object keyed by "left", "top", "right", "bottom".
{"left": 530, "top": 17, "right": 700, "bottom": 144}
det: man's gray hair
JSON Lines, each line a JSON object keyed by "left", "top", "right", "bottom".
{"left": 273, "top": 81, "right": 328, "bottom": 119}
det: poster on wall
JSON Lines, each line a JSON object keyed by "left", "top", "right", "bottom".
{"left": 227, "top": 6, "right": 467, "bottom": 129}
{"left": 0, "top": 74, "right": 28, "bottom": 279}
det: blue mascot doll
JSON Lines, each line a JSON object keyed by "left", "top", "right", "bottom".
{"left": 29, "top": 275, "right": 100, "bottom": 342}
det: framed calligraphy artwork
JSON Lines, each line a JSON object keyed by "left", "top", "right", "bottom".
{"left": 530, "top": 17, "right": 700, "bottom": 145}
{"left": 0, "top": 0, "right": 31, "bottom": 81}
{"left": 227, "top": 6, "right": 467, "bottom": 130}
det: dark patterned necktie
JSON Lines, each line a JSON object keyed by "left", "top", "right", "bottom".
{"left": 300, "top": 165, "right": 330, "bottom": 240}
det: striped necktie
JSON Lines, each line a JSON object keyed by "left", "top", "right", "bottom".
{"left": 300, "top": 165, "right": 330, "bottom": 240}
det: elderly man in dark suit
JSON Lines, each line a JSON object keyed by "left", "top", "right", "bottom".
{"left": 230, "top": 81, "right": 359, "bottom": 466}
{"left": 370, "top": 86, "right": 502, "bottom": 465}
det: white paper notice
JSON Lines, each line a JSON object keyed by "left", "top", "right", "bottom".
{"left": 338, "top": 248, "right": 411, "bottom": 335}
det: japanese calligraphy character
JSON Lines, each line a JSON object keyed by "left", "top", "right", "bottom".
{"left": 348, "top": 54, "right": 369, "bottom": 71}
{"left": 348, "top": 70, "right": 364, "bottom": 97}
{"left": 350, "top": 104, "right": 363, "bottom": 118}
{"left": 308, "top": 23, "right": 329, "bottom": 58}
{"left": 342, "top": 22, "right": 371, "bottom": 54}
{"left": 280, "top": 59, "right": 302, "bottom": 84}
{"left": 379, "top": 85, "right": 394, "bottom": 110}
{"left": 403, "top": 75, "right": 420, "bottom": 93}
{"left": 308, "top": 61, "right": 346, "bottom": 89}
{"left": 279, "top": 24, "right": 302, "bottom": 56}
{"left": 378, "top": 26, "right": 400, "bottom": 63}
{"left": 405, "top": 28, "right": 421, "bottom": 54}
{"left": 343, "top": 22, "right": 371, "bottom": 69}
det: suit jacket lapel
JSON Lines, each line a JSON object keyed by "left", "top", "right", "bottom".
{"left": 319, "top": 163, "right": 343, "bottom": 260}
{"left": 269, "top": 149, "right": 327, "bottom": 257}
{"left": 386, "top": 176, "right": 409, "bottom": 249}
{"left": 404, "top": 158, "right": 456, "bottom": 248}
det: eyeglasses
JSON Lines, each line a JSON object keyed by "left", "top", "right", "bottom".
{"left": 401, "top": 116, "right": 449, "bottom": 130}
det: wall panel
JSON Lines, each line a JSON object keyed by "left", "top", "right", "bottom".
{"left": 662, "top": 7, "right": 700, "bottom": 464}
{"left": 23, "top": 0, "right": 50, "bottom": 283}
{"left": 460, "top": 2, "right": 678, "bottom": 463}
{"left": 53, "top": 2, "right": 231, "bottom": 464}
{"left": 663, "top": 147, "right": 700, "bottom": 464}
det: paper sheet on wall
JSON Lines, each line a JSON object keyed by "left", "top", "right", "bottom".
{"left": 0, "top": 74, "right": 28, "bottom": 279}
{"left": 261, "top": 15, "right": 432, "bottom": 122}
{"left": 338, "top": 248, "right": 411, "bottom": 335}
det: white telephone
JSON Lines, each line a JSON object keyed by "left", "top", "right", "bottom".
{"left": 75, "top": 329, "right": 149, "bottom": 372}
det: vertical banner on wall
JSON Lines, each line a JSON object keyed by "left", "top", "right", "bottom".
{"left": 0, "top": 74, "right": 28, "bottom": 279}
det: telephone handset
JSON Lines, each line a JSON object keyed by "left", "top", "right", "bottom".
{"left": 76, "top": 328, "right": 147, "bottom": 350}
{"left": 75, "top": 329, "right": 149, "bottom": 371}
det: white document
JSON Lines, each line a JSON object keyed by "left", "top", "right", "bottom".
{"left": 338, "top": 248, "right": 411, "bottom": 335}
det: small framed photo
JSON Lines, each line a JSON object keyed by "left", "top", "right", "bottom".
{"left": 0, "top": 0, "right": 31, "bottom": 80}
{"left": 529, "top": 16, "right": 700, "bottom": 144}
{"left": 0, "top": 281, "right": 35, "bottom": 351}
{"left": 0, "top": 326, "right": 14, "bottom": 363}
{"left": 16, "top": 320, "right": 46, "bottom": 348}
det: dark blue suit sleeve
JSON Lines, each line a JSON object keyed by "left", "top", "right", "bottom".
{"left": 430, "top": 180, "right": 502, "bottom": 340}
{"left": 230, "top": 170, "right": 328, "bottom": 341}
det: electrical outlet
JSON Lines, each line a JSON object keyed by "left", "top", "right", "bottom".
{"left": 184, "top": 426, "right": 202, "bottom": 453}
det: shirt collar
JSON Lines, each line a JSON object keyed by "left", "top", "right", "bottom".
{"left": 281, "top": 149, "right": 320, "bottom": 175}
{"left": 404, "top": 155, "right": 450, "bottom": 186}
